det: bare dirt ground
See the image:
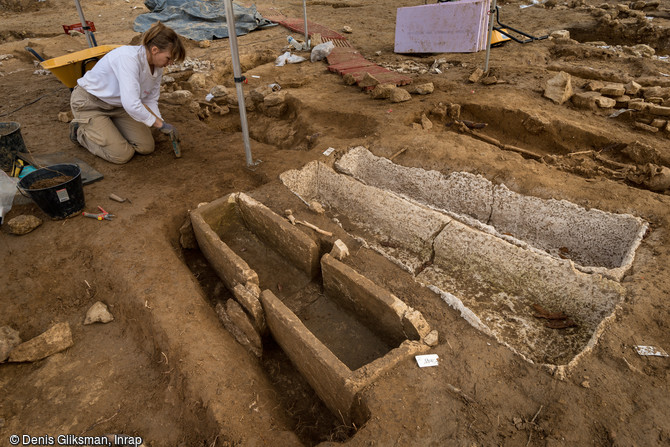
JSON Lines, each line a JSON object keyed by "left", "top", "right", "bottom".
{"left": 1, "top": 0, "right": 670, "bottom": 445}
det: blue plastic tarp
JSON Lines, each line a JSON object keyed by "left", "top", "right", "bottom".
{"left": 133, "top": 0, "right": 274, "bottom": 41}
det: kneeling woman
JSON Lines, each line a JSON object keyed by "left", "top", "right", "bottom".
{"left": 70, "top": 22, "right": 185, "bottom": 164}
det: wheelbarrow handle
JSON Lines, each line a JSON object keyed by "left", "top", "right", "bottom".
{"left": 25, "top": 46, "right": 45, "bottom": 62}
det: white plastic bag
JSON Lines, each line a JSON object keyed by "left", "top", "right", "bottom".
{"left": 275, "top": 51, "right": 291, "bottom": 66}
{"left": 0, "top": 170, "right": 17, "bottom": 225}
{"left": 287, "top": 54, "right": 306, "bottom": 64}
{"left": 310, "top": 41, "right": 335, "bottom": 63}
{"left": 276, "top": 52, "right": 306, "bottom": 67}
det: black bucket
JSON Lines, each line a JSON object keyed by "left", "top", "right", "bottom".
{"left": 17, "top": 163, "right": 85, "bottom": 219}
{"left": 0, "top": 122, "right": 28, "bottom": 172}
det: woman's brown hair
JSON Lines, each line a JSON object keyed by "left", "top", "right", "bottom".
{"left": 141, "top": 21, "right": 186, "bottom": 63}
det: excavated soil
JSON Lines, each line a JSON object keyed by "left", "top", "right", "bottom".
{"left": 2, "top": 0, "right": 670, "bottom": 446}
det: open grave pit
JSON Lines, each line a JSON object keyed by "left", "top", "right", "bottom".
{"left": 279, "top": 147, "right": 648, "bottom": 372}
{"left": 187, "top": 192, "right": 433, "bottom": 434}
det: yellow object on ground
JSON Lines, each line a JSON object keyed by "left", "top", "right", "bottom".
{"left": 491, "top": 28, "right": 511, "bottom": 45}
{"left": 40, "top": 45, "right": 121, "bottom": 88}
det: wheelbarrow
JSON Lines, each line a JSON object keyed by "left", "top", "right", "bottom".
{"left": 24, "top": 0, "right": 119, "bottom": 89}
{"left": 27, "top": 45, "right": 120, "bottom": 89}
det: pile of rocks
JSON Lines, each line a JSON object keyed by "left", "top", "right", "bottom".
{"left": 378, "top": 60, "right": 431, "bottom": 75}
{"left": 545, "top": 71, "right": 670, "bottom": 135}
{"left": 1, "top": 302, "right": 112, "bottom": 364}
{"left": 165, "top": 57, "right": 214, "bottom": 74}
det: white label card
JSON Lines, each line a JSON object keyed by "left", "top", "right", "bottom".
{"left": 56, "top": 188, "right": 70, "bottom": 203}
{"left": 415, "top": 354, "right": 439, "bottom": 368}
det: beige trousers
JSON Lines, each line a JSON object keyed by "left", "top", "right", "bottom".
{"left": 70, "top": 85, "right": 154, "bottom": 164}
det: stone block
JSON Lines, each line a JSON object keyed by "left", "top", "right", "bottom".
{"left": 423, "top": 330, "right": 439, "bottom": 347}
{"left": 468, "top": 68, "right": 484, "bottom": 83}
{"left": 260, "top": 289, "right": 354, "bottom": 421}
{"left": 596, "top": 96, "right": 617, "bottom": 108}
{"left": 600, "top": 84, "right": 626, "bottom": 97}
{"left": 571, "top": 91, "right": 601, "bottom": 110}
{"left": 628, "top": 100, "right": 651, "bottom": 111}
{"left": 550, "top": 30, "right": 570, "bottom": 39}
{"left": 179, "top": 217, "right": 198, "bottom": 249}
{"left": 190, "top": 194, "right": 260, "bottom": 289}
{"left": 282, "top": 160, "right": 451, "bottom": 273}
{"left": 390, "top": 88, "right": 411, "bottom": 103}
{"left": 7, "top": 215, "right": 42, "bottom": 235}
{"left": 634, "top": 121, "right": 659, "bottom": 133}
{"left": 343, "top": 73, "right": 357, "bottom": 86}
{"left": 330, "top": 239, "right": 350, "bottom": 260}
{"left": 401, "top": 308, "right": 431, "bottom": 340}
{"left": 649, "top": 105, "right": 670, "bottom": 116}
{"left": 643, "top": 86, "right": 670, "bottom": 99}
{"left": 185, "top": 72, "right": 209, "bottom": 90}
{"left": 358, "top": 72, "right": 380, "bottom": 89}
{"left": 264, "top": 103, "right": 287, "bottom": 118}
{"left": 9, "top": 323, "right": 73, "bottom": 362}
{"left": 544, "top": 71, "right": 573, "bottom": 105}
{"left": 613, "top": 95, "right": 631, "bottom": 107}
{"left": 237, "top": 193, "right": 320, "bottom": 278}
{"left": 84, "top": 301, "right": 114, "bottom": 325}
{"left": 216, "top": 301, "right": 262, "bottom": 357}
{"left": 624, "top": 81, "right": 641, "bottom": 95}
{"left": 583, "top": 80, "right": 604, "bottom": 91}
{"left": 226, "top": 299, "right": 262, "bottom": 356}
{"left": 57, "top": 111, "right": 72, "bottom": 123}
{"left": 370, "top": 84, "right": 396, "bottom": 99}
{"left": 321, "top": 254, "right": 427, "bottom": 345}
{"left": 414, "top": 83, "right": 434, "bottom": 95}
{"left": 264, "top": 90, "right": 287, "bottom": 108}
{"left": 209, "top": 84, "right": 230, "bottom": 98}
{"left": 249, "top": 86, "right": 271, "bottom": 105}
{"left": 421, "top": 113, "right": 433, "bottom": 130}
{"left": 232, "top": 283, "right": 266, "bottom": 334}
{"left": 162, "top": 90, "right": 193, "bottom": 105}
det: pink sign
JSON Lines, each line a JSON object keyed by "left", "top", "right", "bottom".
{"left": 395, "top": 0, "right": 491, "bottom": 54}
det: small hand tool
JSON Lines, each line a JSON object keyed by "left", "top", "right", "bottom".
{"left": 82, "top": 206, "right": 114, "bottom": 221}
{"left": 143, "top": 104, "right": 181, "bottom": 158}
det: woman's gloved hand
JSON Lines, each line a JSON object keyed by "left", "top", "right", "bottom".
{"left": 160, "top": 122, "right": 179, "bottom": 140}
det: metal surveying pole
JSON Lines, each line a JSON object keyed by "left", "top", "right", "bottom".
{"left": 224, "top": 0, "right": 254, "bottom": 167}
{"left": 73, "top": 0, "right": 95, "bottom": 48}
{"left": 302, "top": 0, "right": 310, "bottom": 50}
{"left": 484, "top": 0, "right": 498, "bottom": 73}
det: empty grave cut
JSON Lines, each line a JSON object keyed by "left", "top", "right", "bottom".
{"left": 280, "top": 149, "right": 647, "bottom": 368}
{"left": 189, "top": 192, "right": 431, "bottom": 426}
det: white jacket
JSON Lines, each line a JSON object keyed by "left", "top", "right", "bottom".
{"left": 77, "top": 45, "right": 163, "bottom": 127}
